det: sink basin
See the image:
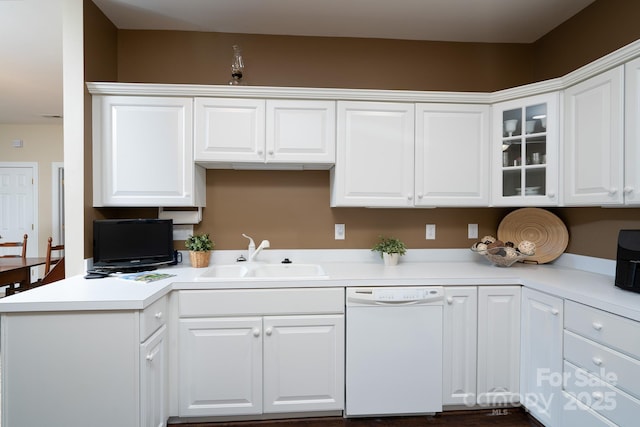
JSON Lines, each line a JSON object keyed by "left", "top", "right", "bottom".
{"left": 196, "top": 264, "right": 248, "bottom": 279}
{"left": 248, "top": 263, "right": 327, "bottom": 278}
{"left": 196, "top": 263, "right": 328, "bottom": 281}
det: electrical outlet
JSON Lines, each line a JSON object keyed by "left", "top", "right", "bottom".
{"left": 468, "top": 223, "right": 478, "bottom": 239}
{"left": 426, "top": 224, "right": 436, "bottom": 240}
{"left": 335, "top": 224, "right": 345, "bottom": 240}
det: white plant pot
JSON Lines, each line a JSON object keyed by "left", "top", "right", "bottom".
{"left": 383, "top": 252, "right": 400, "bottom": 266}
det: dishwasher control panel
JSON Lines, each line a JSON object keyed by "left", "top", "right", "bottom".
{"left": 347, "top": 286, "right": 444, "bottom": 305}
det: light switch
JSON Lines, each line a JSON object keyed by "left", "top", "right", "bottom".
{"left": 335, "top": 224, "right": 345, "bottom": 240}
{"left": 468, "top": 223, "right": 478, "bottom": 239}
{"left": 426, "top": 224, "right": 436, "bottom": 240}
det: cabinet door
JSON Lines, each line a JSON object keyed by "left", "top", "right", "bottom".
{"left": 442, "top": 287, "right": 478, "bottom": 406}
{"left": 141, "top": 325, "right": 167, "bottom": 427}
{"left": 625, "top": 57, "right": 640, "bottom": 205}
{"left": 178, "top": 317, "right": 262, "bottom": 417}
{"left": 492, "top": 93, "right": 559, "bottom": 206}
{"left": 477, "top": 286, "right": 521, "bottom": 406}
{"left": 564, "top": 66, "right": 624, "bottom": 205}
{"left": 521, "top": 288, "right": 563, "bottom": 427}
{"left": 194, "top": 98, "right": 266, "bottom": 163}
{"left": 263, "top": 315, "right": 344, "bottom": 413}
{"left": 92, "top": 95, "right": 200, "bottom": 207}
{"left": 415, "top": 104, "right": 489, "bottom": 206}
{"left": 266, "top": 100, "right": 336, "bottom": 166}
{"left": 332, "top": 101, "right": 415, "bottom": 207}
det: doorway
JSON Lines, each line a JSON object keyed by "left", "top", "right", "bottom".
{"left": 0, "top": 163, "right": 38, "bottom": 258}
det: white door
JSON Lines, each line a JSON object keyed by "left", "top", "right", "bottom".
{"left": 263, "top": 315, "right": 344, "bottom": 413}
{"left": 442, "top": 287, "right": 478, "bottom": 406}
{"left": 521, "top": 288, "right": 563, "bottom": 427}
{"left": 563, "top": 66, "right": 624, "bottom": 205}
{"left": 415, "top": 104, "right": 490, "bottom": 206}
{"left": 477, "top": 286, "right": 521, "bottom": 406}
{"left": 140, "top": 325, "right": 167, "bottom": 427}
{"left": 332, "top": 101, "right": 415, "bottom": 207}
{"left": 178, "top": 317, "right": 263, "bottom": 417}
{"left": 0, "top": 165, "right": 36, "bottom": 257}
{"left": 266, "top": 100, "right": 336, "bottom": 165}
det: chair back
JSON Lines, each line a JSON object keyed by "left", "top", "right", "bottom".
{"left": 45, "top": 237, "right": 64, "bottom": 275}
{"left": 0, "top": 234, "right": 28, "bottom": 258}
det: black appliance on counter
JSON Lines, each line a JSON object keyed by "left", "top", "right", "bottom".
{"left": 615, "top": 230, "right": 640, "bottom": 293}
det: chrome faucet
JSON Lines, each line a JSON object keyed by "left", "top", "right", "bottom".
{"left": 242, "top": 234, "right": 270, "bottom": 262}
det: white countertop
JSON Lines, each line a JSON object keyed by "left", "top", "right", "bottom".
{"left": 1, "top": 250, "right": 639, "bottom": 321}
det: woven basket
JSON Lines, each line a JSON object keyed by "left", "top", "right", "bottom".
{"left": 189, "top": 251, "right": 211, "bottom": 268}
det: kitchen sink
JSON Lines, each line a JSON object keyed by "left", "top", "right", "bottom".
{"left": 196, "top": 263, "right": 328, "bottom": 281}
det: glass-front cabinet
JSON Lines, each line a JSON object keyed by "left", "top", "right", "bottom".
{"left": 491, "top": 93, "right": 559, "bottom": 206}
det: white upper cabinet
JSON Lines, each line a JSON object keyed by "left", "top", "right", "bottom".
{"left": 194, "top": 98, "right": 335, "bottom": 168}
{"left": 331, "top": 101, "right": 415, "bottom": 207}
{"left": 415, "top": 104, "right": 490, "bottom": 206}
{"left": 492, "top": 93, "right": 559, "bottom": 206}
{"left": 92, "top": 95, "right": 205, "bottom": 207}
{"left": 624, "top": 57, "right": 640, "bottom": 205}
{"left": 266, "top": 100, "right": 336, "bottom": 166}
{"left": 563, "top": 66, "right": 624, "bottom": 206}
{"left": 194, "top": 98, "right": 266, "bottom": 164}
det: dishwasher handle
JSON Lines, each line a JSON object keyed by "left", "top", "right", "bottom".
{"left": 346, "top": 287, "right": 444, "bottom": 306}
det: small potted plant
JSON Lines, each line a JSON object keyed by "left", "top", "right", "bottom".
{"left": 371, "top": 235, "right": 407, "bottom": 266}
{"left": 185, "top": 233, "right": 214, "bottom": 268}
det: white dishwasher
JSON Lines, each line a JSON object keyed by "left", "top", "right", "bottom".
{"left": 345, "top": 286, "right": 444, "bottom": 417}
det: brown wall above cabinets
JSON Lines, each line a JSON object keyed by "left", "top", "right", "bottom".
{"left": 85, "top": 0, "right": 640, "bottom": 260}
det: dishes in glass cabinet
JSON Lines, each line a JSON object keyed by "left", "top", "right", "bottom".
{"left": 515, "top": 186, "right": 541, "bottom": 196}
{"left": 504, "top": 119, "right": 518, "bottom": 137}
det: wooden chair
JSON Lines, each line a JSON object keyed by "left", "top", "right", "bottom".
{"left": 0, "top": 234, "right": 28, "bottom": 258}
{"left": 41, "top": 257, "right": 65, "bottom": 285}
{"left": 45, "top": 237, "right": 64, "bottom": 275}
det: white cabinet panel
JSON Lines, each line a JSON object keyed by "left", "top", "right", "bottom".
{"left": 266, "top": 100, "right": 335, "bottom": 165}
{"left": 563, "top": 66, "right": 624, "bottom": 205}
{"left": 416, "top": 104, "right": 490, "bottom": 206}
{"left": 263, "top": 315, "right": 344, "bottom": 413}
{"left": 178, "top": 317, "right": 263, "bottom": 417}
{"left": 521, "top": 288, "right": 563, "bottom": 426}
{"left": 141, "top": 325, "right": 167, "bottom": 427}
{"left": 442, "top": 287, "right": 478, "bottom": 406}
{"left": 92, "top": 96, "right": 204, "bottom": 207}
{"left": 477, "top": 286, "right": 521, "bottom": 405}
{"left": 624, "top": 57, "right": 640, "bottom": 205}
{"left": 332, "top": 101, "right": 415, "bottom": 207}
{"left": 194, "top": 97, "right": 266, "bottom": 163}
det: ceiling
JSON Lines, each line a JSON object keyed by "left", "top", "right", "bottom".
{"left": 1, "top": 0, "right": 596, "bottom": 124}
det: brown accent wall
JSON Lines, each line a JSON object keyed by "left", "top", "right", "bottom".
{"left": 85, "top": 0, "right": 640, "bottom": 260}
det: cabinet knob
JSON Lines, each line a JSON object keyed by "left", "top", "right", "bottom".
{"left": 624, "top": 186, "right": 634, "bottom": 194}
{"left": 608, "top": 187, "right": 618, "bottom": 195}
{"left": 155, "top": 312, "right": 163, "bottom": 319}
{"left": 592, "top": 322, "right": 603, "bottom": 331}
{"left": 407, "top": 194, "right": 413, "bottom": 201}
{"left": 257, "top": 149, "right": 264, "bottom": 155}
{"left": 146, "top": 353, "right": 155, "bottom": 362}
{"left": 446, "top": 297, "right": 454, "bottom": 305}
{"left": 592, "top": 392, "right": 604, "bottom": 402}
{"left": 268, "top": 150, "right": 274, "bottom": 155}
{"left": 547, "top": 192, "right": 556, "bottom": 199}
{"left": 417, "top": 193, "right": 423, "bottom": 199}
{"left": 252, "top": 328, "right": 260, "bottom": 337}
{"left": 265, "top": 327, "right": 273, "bottom": 336}
{"left": 551, "top": 308, "right": 559, "bottom": 315}
{"left": 592, "top": 357, "right": 603, "bottom": 366}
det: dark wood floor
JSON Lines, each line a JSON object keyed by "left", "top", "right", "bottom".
{"left": 168, "top": 408, "right": 543, "bottom": 426}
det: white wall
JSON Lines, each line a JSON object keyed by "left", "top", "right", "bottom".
{"left": 0, "top": 123, "right": 63, "bottom": 256}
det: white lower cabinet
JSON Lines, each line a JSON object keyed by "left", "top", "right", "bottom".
{"left": 177, "top": 288, "right": 345, "bottom": 419}
{"left": 477, "top": 286, "right": 521, "bottom": 406}
{"left": 141, "top": 325, "right": 168, "bottom": 427}
{"left": 521, "top": 288, "right": 563, "bottom": 427}
{"left": 442, "top": 286, "right": 521, "bottom": 408}
{"left": 442, "top": 287, "right": 478, "bottom": 406}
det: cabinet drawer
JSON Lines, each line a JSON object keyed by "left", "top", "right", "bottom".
{"left": 179, "top": 288, "right": 344, "bottom": 317}
{"left": 565, "top": 300, "right": 640, "bottom": 358}
{"left": 564, "top": 330, "right": 640, "bottom": 400}
{"left": 140, "top": 296, "right": 168, "bottom": 342}
{"left": 564, "top": 360, "right": 640, "bottom": 427}
{"left": 562, "top": 392, "right": 616, "bottom": 427}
